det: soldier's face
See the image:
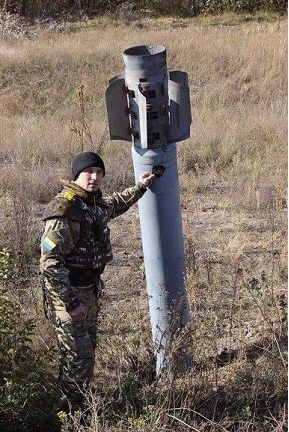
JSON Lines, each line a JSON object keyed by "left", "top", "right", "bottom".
{"left": 74, "top": 166, "right": 104, "bottom": 192}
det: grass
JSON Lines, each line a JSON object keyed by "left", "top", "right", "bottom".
{"left": 0, "top": 11, "right": 287, "bottom": 432}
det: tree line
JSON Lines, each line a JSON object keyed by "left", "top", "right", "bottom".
{"left": 0, "top": 0, "right": 287, "bottom": 20}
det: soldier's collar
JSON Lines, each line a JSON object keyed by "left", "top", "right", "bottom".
{"left": 60, "top": 179, "right": 102, "bottom": 202}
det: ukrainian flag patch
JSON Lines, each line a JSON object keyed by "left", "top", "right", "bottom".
{"left": 42, "top": 236, "right": 57, "bottom": 251}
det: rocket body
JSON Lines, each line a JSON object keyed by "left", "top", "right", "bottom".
{"left": 105, "top": 45, "right": 192, "bottom": 374}
{"left": 132, "top": 144, "right": 190, "bottom": 373}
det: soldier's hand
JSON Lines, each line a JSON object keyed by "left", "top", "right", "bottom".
{"left": 69, "top": 303, "right": 87, "bottom": 322}
{"left": 139, "top": 172, "right": 155, "bottom": 187}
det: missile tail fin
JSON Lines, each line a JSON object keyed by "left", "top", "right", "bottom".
{"left": 105, "top": 77, "right": 132, "bottom": 141}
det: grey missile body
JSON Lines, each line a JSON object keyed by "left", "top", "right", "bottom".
{"left": 105, "top": 44, "right": 192, "bottom": 375}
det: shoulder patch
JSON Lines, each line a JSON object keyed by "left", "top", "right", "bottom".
{"left": 63, "top": 190, "right": 76, "bottom": 201}
{"left": 41, "top": 236, "right": 56, "bottom": 251}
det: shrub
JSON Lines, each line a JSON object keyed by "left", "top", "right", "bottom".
{"left": 0, "top": 0, "right": 287, "bottom": 20}
{"left": 0, "top": 249, "right": 59, "bottom": 432}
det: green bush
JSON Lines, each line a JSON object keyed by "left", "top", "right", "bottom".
{"left": 0, "top": 248, "right": 14, "bottom": 283}
{"left": 0, "top": 249, "right": 59, "bottom": 432}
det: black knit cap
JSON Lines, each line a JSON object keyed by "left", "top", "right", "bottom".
{"left": 71, "top": 152, "right": 105, "bottom": 180}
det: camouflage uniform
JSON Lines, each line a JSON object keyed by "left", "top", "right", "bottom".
{"left": 40, "top": 179, "right": 146, "bottom": 408}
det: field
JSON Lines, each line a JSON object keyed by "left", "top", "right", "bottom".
{"left": 0, "top": 11, "right": 287, "bottom": 432}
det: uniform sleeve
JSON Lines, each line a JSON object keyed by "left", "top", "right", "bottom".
{"left": 105, "top": 184, "right": 146, "bottom": 220}
{"left": 40, "top": 216, "right": 77, "bottom": 308}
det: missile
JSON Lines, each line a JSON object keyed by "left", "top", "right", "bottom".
{"left": 105, "top": 44, "right": 192, "bottom": 375}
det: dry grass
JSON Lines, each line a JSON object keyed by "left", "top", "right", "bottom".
{"left": 0, "top": 12, "right": 287, "bottom": 432}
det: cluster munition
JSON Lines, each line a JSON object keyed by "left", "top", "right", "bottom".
{"left": 106, "top": 44, "right": 192, "bottom": 375}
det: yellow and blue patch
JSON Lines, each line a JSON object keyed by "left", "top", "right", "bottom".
{"left": 63, "top": 190, "right": 75, "bottom": 201}
{"left": 42, "top": 236, "right": 57, "bottom": 251}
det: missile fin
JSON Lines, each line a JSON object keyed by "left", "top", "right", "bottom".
{"left": 167, "top": 71, "right": 192, "bottom": 143}
{"left": 105, "top": 77, "right": 132, "bottom": 141}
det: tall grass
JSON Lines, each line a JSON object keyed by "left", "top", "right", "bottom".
{"left": 0, "top": 12, "right": 287, "bottom": 431}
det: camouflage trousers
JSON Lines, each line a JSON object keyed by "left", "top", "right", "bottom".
{"left": 44, "top": 281, "right": 102, "bottom": 409}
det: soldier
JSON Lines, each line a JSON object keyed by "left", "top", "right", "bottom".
{"left": 40, "top": 151, "right": 155, "bottom": 412}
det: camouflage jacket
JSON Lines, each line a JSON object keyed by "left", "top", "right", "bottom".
{"left": 40, "top": 179, "right": 146, "bottom": 311}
